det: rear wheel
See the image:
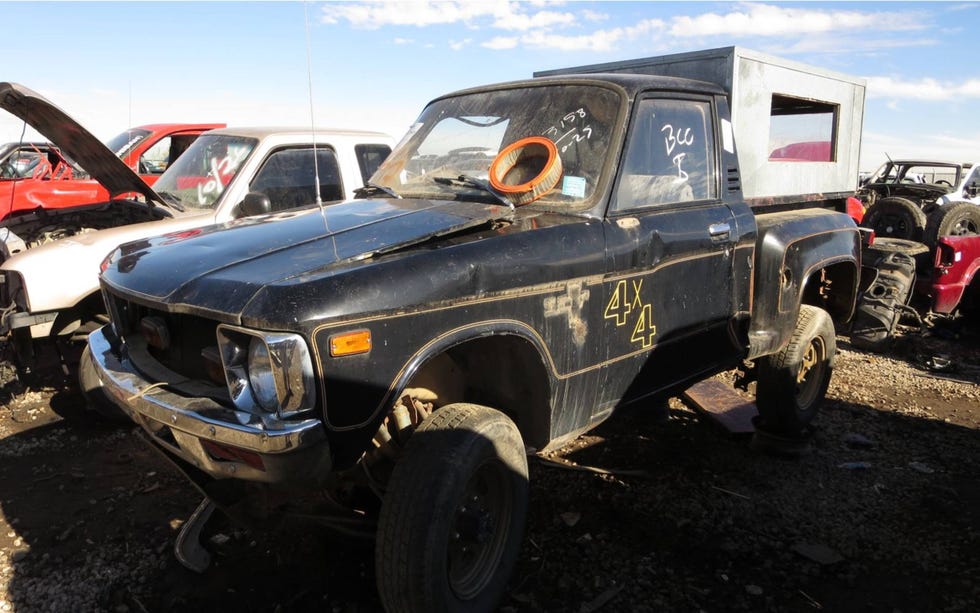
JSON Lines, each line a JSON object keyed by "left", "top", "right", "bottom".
{"left": 862, "top": 196, "right": 927, "bottom": 241}
{"left": 756, "top": 306, "right": 836, "bottom": 435}
{"left": 376, "top": 403, "right": 528, "bottom": 613}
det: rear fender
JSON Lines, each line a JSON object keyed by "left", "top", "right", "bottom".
{"left": 748, "top": 209, "right": 861, "bottom": 359}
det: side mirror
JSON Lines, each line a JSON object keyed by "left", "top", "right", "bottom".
{"left": 238, "top": 192, "right": 272, "bottom": 217}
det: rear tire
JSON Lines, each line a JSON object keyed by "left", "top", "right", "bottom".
{"left": 376, "top": 403, "right": 528, "bottom": 613}
{"left": 756, "top": 306, "right": 836, "bottom": 435}
{"left": 862, "top": 196, "right": 927, "bottom": 241}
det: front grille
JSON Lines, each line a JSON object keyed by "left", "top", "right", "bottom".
{"left": 106, "top": 291, "right": 222, "bottom": 385}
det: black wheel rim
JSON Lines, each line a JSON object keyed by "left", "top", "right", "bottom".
{"left": 877, "top": 213, "right": 912, "bottom": 237}
{"left": 796, "top": 335, "right": 826, "bottom": 411}
{"left": 448, "top": 458, "right": 513, "bottom": 600}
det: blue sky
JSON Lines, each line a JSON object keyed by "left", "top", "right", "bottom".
{"left": 1, "top": 1, "right": 978, "bottom": 172}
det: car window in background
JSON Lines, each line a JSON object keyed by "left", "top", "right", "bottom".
{"left": 105, "top": 128, "right": 152, "bottom": 158}
{"left": 250, "top": 146, "right": 344, "bottom": 211}
{"left": 355, "top": 144, "right": 392, "bottom": 183}
{"left": 140, "top": 137, "right": 171, "bottom": 174}
{"left": 151, "top": 134, "right": 257, "bottom": 210}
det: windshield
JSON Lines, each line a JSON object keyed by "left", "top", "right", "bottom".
{"left": 105, "top": 128, "right": 152, "bottom": 158}
{"left": 869, "top": 162, "right": 962, "bottom": 186}
{"left": 370, "top": 83, "right": 622, "bottom": 208}
{"left": 151, "top": 134, "right": 257, "bottom": 210}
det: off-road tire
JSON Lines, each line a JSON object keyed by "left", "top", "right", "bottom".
{"left": 862, "top": 197, "right": 927, "bottom": 242}
{"left": 756, "top": 305, "right": 836, "bottom": 435}
{"left": 376, "top": 403, "right": 528, "bottom": 613}
{"left": 924, "top": 201, "right": 980, "bottom": 248}
{"left": 78, "top": 345, "right": 129, "bottom": 423}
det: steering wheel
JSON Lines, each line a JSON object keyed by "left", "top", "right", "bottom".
{"left": 936, "top": 179, "right": 953, "bottom": 187}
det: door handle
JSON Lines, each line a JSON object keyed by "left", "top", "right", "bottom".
{"left": 708, "top": 222, "right": 731, "bottom": 238}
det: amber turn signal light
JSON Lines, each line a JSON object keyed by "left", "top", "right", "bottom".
{"left": 330, "top": 330, "right": 372, "bottom": 356}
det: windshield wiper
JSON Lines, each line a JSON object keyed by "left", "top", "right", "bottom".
{"left": 154, "top": 191, "right": 186, "bottom": 212}
{"left": 354, "top": 182, "right": 401, "bottom": 199}
{"left": 432, "top": 175, "right": 514, "bottom": 210}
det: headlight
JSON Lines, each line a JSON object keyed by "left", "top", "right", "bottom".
{"left": 216, "top": 325, "right": 317, "bottom": 418}
{"left": 247, "top": 337, "right": 278, "bottom": 411}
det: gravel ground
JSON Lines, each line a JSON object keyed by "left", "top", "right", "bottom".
{"left": 1, "top": 320, "right": 978, "bottom": 612}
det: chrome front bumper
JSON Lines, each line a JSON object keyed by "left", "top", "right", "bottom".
{"left": 87, "top": 326, "right": 331, "bottom": 483}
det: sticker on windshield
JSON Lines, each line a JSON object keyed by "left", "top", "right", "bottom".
{"left": 561, "top": 176, "right": 586, "bottom": 198}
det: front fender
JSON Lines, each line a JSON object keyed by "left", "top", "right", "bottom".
{"left": 315, "top": 319, "right": 554, "bottom": 469}
{"left": 748, "top": 209, "right": 860, "bottom": 359}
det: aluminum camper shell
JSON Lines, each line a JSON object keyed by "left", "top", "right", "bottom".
{"left": 535, "top": 46, "right": 866, "bottom": 205}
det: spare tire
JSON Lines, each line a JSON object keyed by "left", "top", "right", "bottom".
{"left": 861, "top": 196, "right": 927, "bottom": 241}
{"left": 923, "top": 201, "right": 980, "bottom": 247}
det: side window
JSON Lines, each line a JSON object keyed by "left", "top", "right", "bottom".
{"left": 250, "top": 147, "right": 344, "bottom": 212}
{"left": 356, "top": 144, "right": 392, "bottom": 183}
{"left": 614, "top": 98, "right": 715, "bottom": 212}
{"left": 140, "top": 136, "right": 172, "bottom": 175}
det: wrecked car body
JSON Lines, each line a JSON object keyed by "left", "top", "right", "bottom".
{"left": 0, "top": 83, "right": 222, "bottom": 220}
{"left": 857, "top": 159, "right": 980, "bottom": 244}
{"left": 0, "top": 81, "right": 393, "bottom": 378}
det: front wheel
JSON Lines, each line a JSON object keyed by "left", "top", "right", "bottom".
{"left": 756, "top": 305, "right": 836, "bottom": 435}
{"left": 376, "top": 403, "right": 528, "bottom": 613}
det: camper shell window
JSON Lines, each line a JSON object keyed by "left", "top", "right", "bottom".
{"left": 768, "top": 94, "right": 838, "bottom": 163}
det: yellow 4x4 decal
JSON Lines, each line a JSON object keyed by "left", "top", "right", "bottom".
{"left": 604, "top": 280, "right": 657, "bottom": 348}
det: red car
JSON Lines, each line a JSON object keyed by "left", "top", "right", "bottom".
{"left": 1, "top": 118, "right": 223, "bottom": 221}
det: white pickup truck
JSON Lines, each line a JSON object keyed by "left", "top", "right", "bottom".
{"left": 0, "top": 84, "right": 394, "bottom": 381}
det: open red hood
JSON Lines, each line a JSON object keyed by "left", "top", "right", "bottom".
{"left": 0, "top": 81, "right": 161, "bottom": 204}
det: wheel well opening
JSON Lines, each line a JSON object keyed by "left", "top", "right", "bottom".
{"left": 52, "top": 291, "right": 107, "bottom": 337}
{"left": 407, "top": 334, "right": 551, "bottom": 451}
{"left": 801, "top": 261, "right": 858, "bottom": 323}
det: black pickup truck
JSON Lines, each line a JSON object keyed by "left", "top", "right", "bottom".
{"left": 87, "top": 67, "right": 861, "bottom": 611}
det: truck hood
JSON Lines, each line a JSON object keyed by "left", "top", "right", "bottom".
{"left": 102, "top": 197, "right": 514, "bottom": 316}
{"left": 0, "top": 82, "right": 161, "bottom": 204}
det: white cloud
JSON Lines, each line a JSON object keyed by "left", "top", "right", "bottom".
{"left": 518, "top": 29, "right": 622, "bottom": 52}
{"left": 669, "top": 3, "right": 925, "bottom": 38}
{"left": 483, "top": 36, "right": 519, "bottom": 50}
{"left": 495, "top": 18, "right": 664, "bottom": 52}
{"left": 860, "top": 129, "right": 980, "bottom": 169}
{"left": 320, "top": 2, "right": 934, "bottom": 55}
{"left": 867, "top": 76, "right": 980, "bottom": 100}
{"left": 320, "top": 0, "right": 575, "bottom": 31}
{"left": 393, "top": 37, "right": 414, "bottom": 45}
{"left": 449, "top": 38, "right": 472, "bottom": 51}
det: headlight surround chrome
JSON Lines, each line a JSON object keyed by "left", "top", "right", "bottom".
{"left": 216, "top": 325, "right": 317, "bottom": 419}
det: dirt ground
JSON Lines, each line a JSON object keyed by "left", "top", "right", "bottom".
{"left": 1, "top": 318, "right": 978, "bottom": 613}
